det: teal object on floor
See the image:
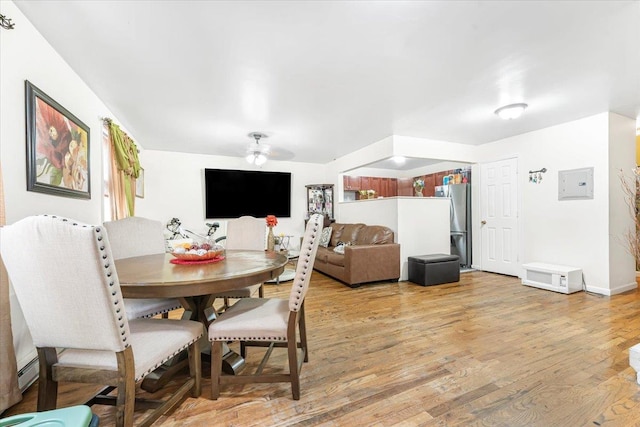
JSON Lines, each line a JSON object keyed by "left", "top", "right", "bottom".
{"left": 0, "top": 405, "right": 97, "bottom": 426}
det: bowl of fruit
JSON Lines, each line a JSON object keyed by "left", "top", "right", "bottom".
{"left": 171, "top": 241, "right": 225, "bottom": 261}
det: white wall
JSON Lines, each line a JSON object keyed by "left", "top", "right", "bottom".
{"left": 338, "top": 197, "right": 450, "bottom": 280}
{"left": 608, "top": 113, "right": 637, "bottom": 290}
{"left": 136, "top": 150, "right": 327, "bottom": 247}
{"left": 0, "top": 1, "right": 114, "bottom": 226}
{"left": 475, "top": 113, "right": 636, "bottom": 294}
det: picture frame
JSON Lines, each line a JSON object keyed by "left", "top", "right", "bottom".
{"left": 25, "top": 80, "right": 90, "bottom": 199}
{"left": 136, "top": 168, "right": 145, "bottom": 198}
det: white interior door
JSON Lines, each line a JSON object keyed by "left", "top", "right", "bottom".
{"left": 480, "top": 158, "right": 519, "bottom": 276}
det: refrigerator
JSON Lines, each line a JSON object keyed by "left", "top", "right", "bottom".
{"left": 435, "top": 183, "right": 471, "bottom": 268}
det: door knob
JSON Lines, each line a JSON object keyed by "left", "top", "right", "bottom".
{"left": 481, "top": 220, "right": 487, "bottom": 225}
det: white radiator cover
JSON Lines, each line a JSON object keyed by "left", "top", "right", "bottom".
{"left": 522, "top": 262, "right": 583, "bottom": 294}
{"left": 10, "top": 285, "right": 38, "bottom": 391}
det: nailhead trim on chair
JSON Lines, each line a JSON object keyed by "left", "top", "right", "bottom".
{"left": 93, "top": 225, "right": 130, "bottom": 345}
{"left": 289, "top": 215, "right": 320, "bottom": 312}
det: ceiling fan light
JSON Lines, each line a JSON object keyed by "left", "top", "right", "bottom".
{"left": 254, "top": 153, "right": 267, "bottom": 166}
{"left": 245, "top": 132, "right": 269, "bottom": 165}
{"left": 494, "top": 103, "right": 528, "bottom": 120}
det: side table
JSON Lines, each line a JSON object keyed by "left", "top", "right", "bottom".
{"left": 267, "top": 250, "right": 300, "bottom": 284}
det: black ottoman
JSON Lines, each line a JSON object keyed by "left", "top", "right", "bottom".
{"left": 408, "top": 254, "right": 460, "bottom": 286}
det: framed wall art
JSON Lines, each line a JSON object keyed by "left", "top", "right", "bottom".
{"left": 25, "top": 80, "right": 90, "bottom": 199}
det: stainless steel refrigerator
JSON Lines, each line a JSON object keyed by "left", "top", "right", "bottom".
{"left": 435, "top": 183, "right": 471, "bottom": 268}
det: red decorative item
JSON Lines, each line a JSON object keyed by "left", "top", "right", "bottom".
{"left": 266, "top": 215, "right": 278, "bottom": 227}
{"left": 170, "top": 256, "right": 225, "bottom": 265}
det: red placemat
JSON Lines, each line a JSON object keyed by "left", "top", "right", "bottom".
{"left": 170, "top": 256, "right": 225, "bottom": 265}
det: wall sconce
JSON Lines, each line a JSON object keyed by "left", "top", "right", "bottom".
{"left": 529, "top": 167, "right": 547, "bottom": 184}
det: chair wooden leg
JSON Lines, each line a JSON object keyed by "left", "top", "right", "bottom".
{"left": 299, "top": 304, "right": 309, "bottom": 363}
{"left": 258, "top": 284, "right": 264, "bottom": 298}
{"left": 211, "top": 341, "right": 223, "bottom": 399}
{"left": 188, "top": 341, "right": 202, "bottom": 397}
{"left": 287, "top": 338, "right": 300, "bottom": 400}
{"left": 240, "top": 341, "right": 247, "bottom": 358}
{"left": 115, "top": 348, "right": 136, "bottom": 427}
{"left": 36, "top": 347, "right": 58, "bottom": 411}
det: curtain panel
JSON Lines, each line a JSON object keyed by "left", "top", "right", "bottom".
{"left": 0, "top": 163, "right": 22, "bottom": 413}
{"left": 105, "top": 119, "right": 141, "bottom": 219}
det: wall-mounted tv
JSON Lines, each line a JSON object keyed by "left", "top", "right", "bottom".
{"left": 205, "top": 168, "right": 291, "bottom": 219}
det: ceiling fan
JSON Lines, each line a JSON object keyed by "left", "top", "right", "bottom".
{"left": 245, "top": 132, "right": 270, "bottom": 166}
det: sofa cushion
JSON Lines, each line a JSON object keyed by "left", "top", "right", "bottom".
{"left": 326, "top": 250, "right": 346, "bottom": 267}
{"left": 319, "top": 227, "right": 332, "bottom": 248}
{"left": 330, "top": 223, "right": 365, "bottom": 247}
{"left": 354, "top": 225, "right": 394, "bottom": 245}
{"left": 315, "top": 246, "right": 331, "bottom": 263}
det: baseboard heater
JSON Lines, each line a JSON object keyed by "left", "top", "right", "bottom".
{"left": 17, "top": 356, "right": 38, "bottom": 392}
{"left": 522, "top": 262, "right": 582, "bottom": 294}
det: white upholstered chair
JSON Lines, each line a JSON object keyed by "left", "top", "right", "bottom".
{"left": 0, "top": 215, "right": 202, "bottom": 427}
{"left": 212, "top": 216, "right": 266, "bottom": 310}
{"left": 103, "top": 216, "right": 182, "bottom": 319}
{"left": 208, "top": 213, "right": 323, "bottom": 400}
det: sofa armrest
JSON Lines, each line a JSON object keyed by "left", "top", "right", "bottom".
{"left": 344, "top": 243, "right": 400, "bottom": 285}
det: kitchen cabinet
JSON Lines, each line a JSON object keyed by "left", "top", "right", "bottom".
{"left": 397, "top": 178, "right": 413, "bottom": 196}
{"left": 371, "top": 177, "right": 381, "bottom": 197}
{"left": 343, "top": 175, "right": 361, "bottom": 191}
{"left": 388, "top": 178, "right": 398, "bottom": 196}
{"left": 360, "top": 176, "right": 372, "bottom": 192}
{"left": 423, "top": 174, "right": 436, "bottom": 197}
{"left": 380, "top": 178, "right": 389, "bottom": 197}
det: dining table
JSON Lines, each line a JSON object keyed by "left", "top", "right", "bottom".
{"left": 115, "top": 249, "right": 288, "bottom": 392}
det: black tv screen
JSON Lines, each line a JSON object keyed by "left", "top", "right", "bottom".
{"left": 205, "top": 168, "right": 291, "bottom": 218}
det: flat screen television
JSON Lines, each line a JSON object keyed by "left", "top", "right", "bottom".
{"left": 205, "top": 168, "right": 291, "bottom": 218}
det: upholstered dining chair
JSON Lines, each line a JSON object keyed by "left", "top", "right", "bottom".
{"left": 211, "top": 216, "right": 266, "bottom": 311}
{"left": 0, "top": 215, "right": 202, "bottom": 427}
{"left": 208, "top": 213, "right": 323, "bottom": 400}
{"left": 103, "top": 216, "right": 182, "bottom": 320}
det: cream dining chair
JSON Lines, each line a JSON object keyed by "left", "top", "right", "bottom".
{"left": 0, "top": 215, "right": 202, "bottom": 427}
{"left": 103, "top": 216, "right": 182, "bottom": 320}
{"left": 211, "top": 216, "right": 266, "bottom": 311}
{"left": 208, "top": 213, "right": 323, "bottom": 400}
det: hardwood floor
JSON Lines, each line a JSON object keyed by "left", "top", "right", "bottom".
{"left": 5, "top": 270, "right": 640, "bottom": 426}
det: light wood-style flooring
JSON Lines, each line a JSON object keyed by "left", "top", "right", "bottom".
{"left": 5, "top": 270, "right": 640, "bottom": 426}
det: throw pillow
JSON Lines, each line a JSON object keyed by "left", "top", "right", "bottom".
{"left": 319, "top": 227, "right": 332, "bottom": 248}
{"left": 333, "top": 241, "right": 352, "bottom": 254}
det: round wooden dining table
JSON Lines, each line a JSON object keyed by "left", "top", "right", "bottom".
{"left": 115, "top": 250, "right": 288, "bottom": 391}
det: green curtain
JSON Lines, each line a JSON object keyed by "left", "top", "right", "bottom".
{"left": 107, "top": 120, "right": 141, "bottom": 217}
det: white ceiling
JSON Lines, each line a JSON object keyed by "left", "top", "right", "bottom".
{"left": 13, "top": 1, "right": 640, "bottom": 168}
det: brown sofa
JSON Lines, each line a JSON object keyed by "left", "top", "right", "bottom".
{"left": 313, "top": 223, "right": 400, "bottom": 288}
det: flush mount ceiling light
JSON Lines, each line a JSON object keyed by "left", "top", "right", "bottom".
{"left": 494, "top": 103, "right": 528, "bottom": 120}
{"left": 245, "top": 132, "right": 270, "bottom": 166}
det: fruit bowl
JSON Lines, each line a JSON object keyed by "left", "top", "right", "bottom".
{"left": 170, "top": 241, "right": 225, "bottom": 261}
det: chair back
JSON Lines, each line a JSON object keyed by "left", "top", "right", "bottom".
{"left": 225, "top": 216, "right": 265, "bottom": 251}
{"left": 1, "top": 215, "right": 130, "bottom": 352}
{"left": 103, "top": 216, "right": 165, "bottom": 259}
{"left": 288, "top": 214, "right": 323, "bottom": 312}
